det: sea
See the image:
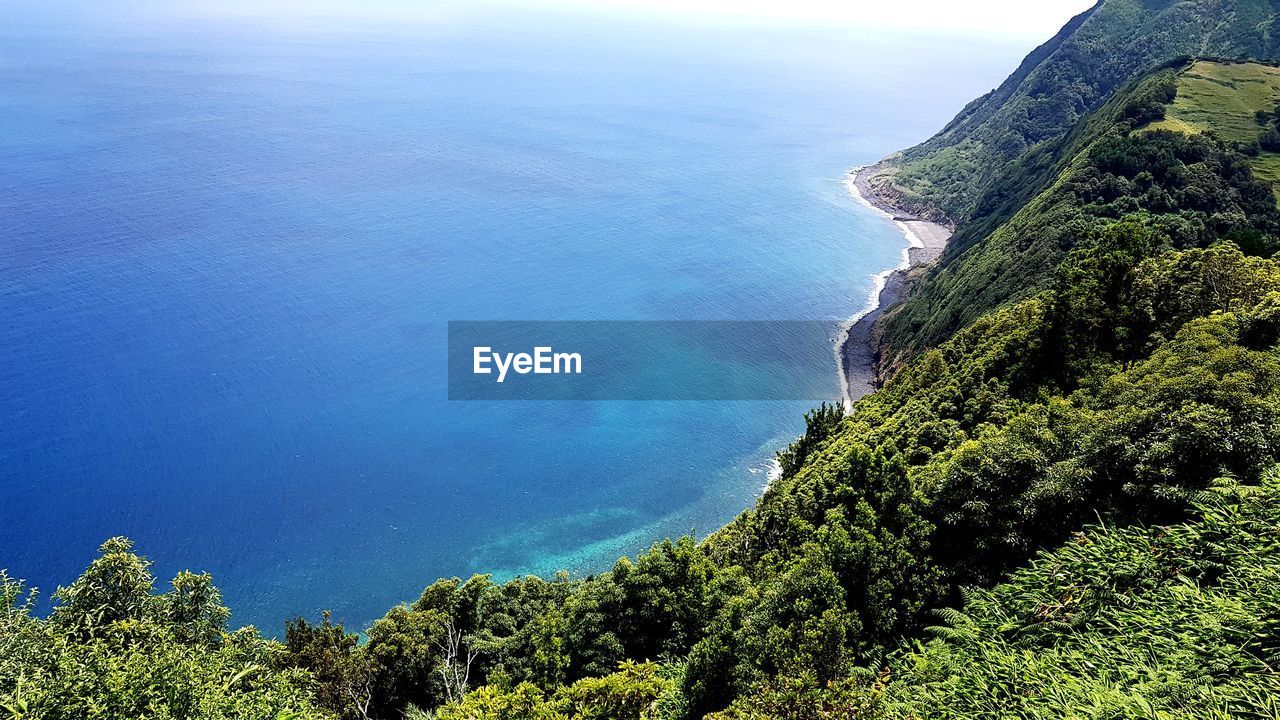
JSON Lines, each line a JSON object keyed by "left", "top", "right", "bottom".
{"left": 0, "top": 1, "right": 1032, "bottom": 631}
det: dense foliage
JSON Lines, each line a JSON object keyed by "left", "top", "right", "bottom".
{"left": 878, "top": 65, "right": 1280, "bottom": 369}
{"left": 0, "top": 538, "right": 325, "bottom": 720}
{"left": 713, "top": 473, "right": 1280, "bottom": 719}
{"left": 427, "top": 661, "right": 674, "bottom": 720}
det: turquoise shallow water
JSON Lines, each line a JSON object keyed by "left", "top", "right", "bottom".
{"left": 0, "top": 2, "right": 1031, "bottom": 630}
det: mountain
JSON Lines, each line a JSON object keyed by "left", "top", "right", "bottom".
{"left": 877, "top": 0, "right": 1280, "bottom": 227}
{"left": 874, "top": 0, "right": 1280, "bottom": 371}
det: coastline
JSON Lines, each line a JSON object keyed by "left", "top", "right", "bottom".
{"left": 837, "top": 164, "right": 952, "bottom": 407}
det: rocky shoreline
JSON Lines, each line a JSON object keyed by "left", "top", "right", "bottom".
{"left": 839, "top": 163, "right": 953, "bottom": 405}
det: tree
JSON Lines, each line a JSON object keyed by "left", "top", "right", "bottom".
{"left": 435, "top": 618, "right": 478, "bottom": 704}
{"left": 51, "top": 537, "right": 155, "bottom": 636}
{"left": 285, "top": 612, "right": 372, "bottom": 720}
{"left": 777, "top": 403, "right": 846, "bottom": 479}
{"left": 364, "top": 604, "right": 448, "bottom": 717}
{"left": 1259, "top": 125, "right": 1280, "bottom": 152}
{"left": 2, "top": 541, "right": 325, "bottom": 719}
{"left": 162, "top": 571, "right": 230, "bottom": 647}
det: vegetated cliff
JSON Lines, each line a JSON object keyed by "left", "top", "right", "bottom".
{"left": 879, "top": 0, "right": 1280, "bottom": 227}
{"left": 874, "top": 0, "right": 1280, "bottom": 373}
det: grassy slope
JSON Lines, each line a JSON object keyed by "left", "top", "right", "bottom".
{"left": 1150, "top": 60, "right": 1280, "bottom": 191}
{"left": 882, "top": 476, "right": 1280, "bottom": 719}
{"left": 1151, "top": 61, "right": 1280, "bottom": 142}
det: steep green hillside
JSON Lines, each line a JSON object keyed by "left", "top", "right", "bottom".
{"left": 876, "top": 63, "right": 1280, "bottom": 372}
{"left": 879, "top": 0, "right": 1280, "bottom": 226}
{"left": 715, "top": 474, "right": 1280, "bottom": 719}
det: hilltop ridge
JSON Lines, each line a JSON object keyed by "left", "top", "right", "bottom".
{"left": 877, "top": 0, "right": 1280, "bottom": 228}
{"left": 871, "top": 0, "right": 1280, "bottom": 374}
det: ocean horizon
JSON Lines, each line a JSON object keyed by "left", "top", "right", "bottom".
{"left": 0, "top": 2, "right": 1038, "bottom": 631}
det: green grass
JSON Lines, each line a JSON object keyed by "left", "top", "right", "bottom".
{"left": 1148, "top": 60, "right": 1280, "bottom": 142}
{"left": 1250, "top": 151, "right": 1280, "bottom": 183}
{"left": 1147, "top": 61, "right": 1280, "bottom": 204}
{"left": 1252, "top": 152, "right": 1280, "bottom": 207}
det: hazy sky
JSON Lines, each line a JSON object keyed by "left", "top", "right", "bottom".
{"left": 110, "top": 0, "right": 1101, "bottom": 40}
{"left": 505, "top": 0, "right": 1101, "bottom": 37}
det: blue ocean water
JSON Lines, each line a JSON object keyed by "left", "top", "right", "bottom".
{"left": 0, "top": 2, "right": 1030, "bottom": 630}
